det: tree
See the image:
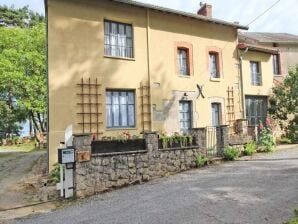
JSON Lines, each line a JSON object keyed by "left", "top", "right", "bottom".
{"left": 269, "top": 66, "right": 298, "bottom": 143}
{"left": 0, "top": 23, "right": 46, "bottom": 138}
{"left": 0, "top": 5, "right": 44, "bottom": 28}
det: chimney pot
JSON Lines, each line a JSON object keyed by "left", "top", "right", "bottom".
{"left": 197, "top": 3, "right": 212, "bottom": 17}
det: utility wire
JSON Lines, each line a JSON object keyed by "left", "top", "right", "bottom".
{"left": 246, "top": 0, "right": 280, "bottom": 26}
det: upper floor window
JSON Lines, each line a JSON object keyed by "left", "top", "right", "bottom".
{"left": 272, "top": 54, "right": 280, "bottom": 75}
{"left": 106, "top": 90, "right": 135, "bottom": 128}
{"left": 177, "top": 48, "right": 190, "bottom": 75}
{"left": 209, "top": 52, "right": 219, "bottom": 78}
{"left": 104, "top": 20, "right": 133, "bottom": 58}
{"left": 250, "top": 61, "right": 262, "bottom": 86}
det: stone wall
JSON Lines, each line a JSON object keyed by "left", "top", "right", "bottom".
{"left": 74, "top": 130, "right": 206, "bottom": 198}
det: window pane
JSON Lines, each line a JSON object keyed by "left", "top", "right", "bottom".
{"left": 209, "top": 53, "right": 218, "bottom": 78}
{"left": 126, "top": 25, "right": 132, "bottom": 37}
{"left": 128, "top": 92, "right": 134, "bottom": 104}
{"left": 128, "top": 105, "right": 135, "bottom": 126}
{"left": 106, "top": 92, "right": 112, "bottom": 104}
{"left": 106, "top": 105, "right": 112, "bottom": 127}
{"left": 120, "top": 104, "right": 128, "bottom": 126}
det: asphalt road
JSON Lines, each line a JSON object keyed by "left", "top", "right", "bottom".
{"left": 13, "top": 145, "right": 298, "bottom": 224}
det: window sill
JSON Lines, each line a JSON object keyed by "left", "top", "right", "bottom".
{"left": 210, "top": 77, "right": 221, "bottom": 82}
{"left": 104, "top": 55, "right": 136, "bottom": 61}
{"left": 106, "top": 127, "right": 138, "bottom": 131}
{"left": 178, "top": 74, "right": 192, "bottom": 78}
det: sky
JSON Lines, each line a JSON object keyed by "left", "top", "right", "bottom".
{"left": 0, "top": 0, "right": 297, "bottom": 34}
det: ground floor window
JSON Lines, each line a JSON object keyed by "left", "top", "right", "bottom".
{"left": 106, "top": 90, "right": 135, "bottom": 128}
{"left": 179, "top": 101, "right": 192, "bottom": 133}
{"left": 245, "top": 96, "right": 268, "bottom": 125}
{"left": 211, "top": 103, "right": 222, "bottom": 127}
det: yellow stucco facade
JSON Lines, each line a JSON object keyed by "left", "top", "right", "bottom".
{"left": 47, "top": 0, "right": 248, "bottom": 168}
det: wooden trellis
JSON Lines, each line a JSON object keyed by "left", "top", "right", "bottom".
{"left": 77, "top": 78, "right": 103, "bottom": 139}
{"left": 139, "top": 82, "right": 151, "bottom": 132}
{"left": 227, "top": 87, "right": 236, "bottom": 133}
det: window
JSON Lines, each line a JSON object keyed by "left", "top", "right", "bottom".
{"left": 209, "top": 52, "right": 219, "bottom": 78}
{"left": 106, "top": 90, "right": 135, "bottom": 128}
{"left": 179, "top": 101, "right": 192, "bottom": 133}
{"left": 177, "top": 48, "right": 189, "bottom": 75}
{"left": 245, "top": 96, "right": 268, "bottom": 125}
{"left": 272, "top": 54, "right": 280, "bottom": 75}
{"left": 250, "top": 61, "right": 262, "bottom": 86}
{"left": 211, "top": 103, "right": 221, "bottom": 127}
{"left": 104, "top": 20, "right": 133, "bottom": 58}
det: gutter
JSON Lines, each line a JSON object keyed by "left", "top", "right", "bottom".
{"left": 146, "top": 8, "right": 153, "bottom": 132}
{"left": 238, "top": 47, "right": 249, "bottom": 119}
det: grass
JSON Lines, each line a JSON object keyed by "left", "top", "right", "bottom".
{"left": 0, "top": 142, "right": 36, "bottom": 152}
{"left": 284, "top": 208, "right": 298, "bottom": 224}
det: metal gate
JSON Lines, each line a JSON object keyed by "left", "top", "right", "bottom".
{"left": 207, "top": 127, "right": 218, "bottom": 157}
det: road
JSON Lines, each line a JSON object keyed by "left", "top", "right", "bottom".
{"left": 0, "top": 150, "right": 46, "bottom": 211}
{"left": 12, "top": 145, "right": 298, "bottom": 224}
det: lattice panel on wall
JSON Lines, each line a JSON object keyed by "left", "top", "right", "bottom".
{"left": 77, "top": 78, "right": 103, "bottom": 140}
{"left": 139, "top": 81, "right": 152, "bottom": 132}
{"left": 227, "top": 86, "right": 236, "bottom": 133}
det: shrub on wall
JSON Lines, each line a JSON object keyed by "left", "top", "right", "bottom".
{"left": 243, "top": 142, "right": 257, "bottom": 156}
{"left": 223, "top": 146, "right": 240, "bottom": 161}
{"left": 195, "top": 154, "right": 209, "bottom": 167}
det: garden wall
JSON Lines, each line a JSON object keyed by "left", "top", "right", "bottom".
{"left": 74, "top": 129, "right": 210, "bottom": 198}
{"left": 73, "top": 125, "right": 250, "bottom": 198}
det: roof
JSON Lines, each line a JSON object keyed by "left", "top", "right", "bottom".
{"left": 239, "top": 32, "right": 298, "bottom": 44}
{"left": 238, "top": 43, "right": 279, "bottom": 54}
{"left": 110, "top": 0, "right": 248, "bottom": 30}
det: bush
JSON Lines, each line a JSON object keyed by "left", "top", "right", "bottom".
{"left": 48, "top": 163, "right": 61, "bottom": 184}
{"left": 286, "top": 116, "right": 298, "bottom": 143}
{"left": 243, "top": 142, "right": 257, "bottom": 156}
{"left": 259, "top": 128, "right": 276, "bottom": 152}
{"left": 223, "top": 146, "right": 240, "bottom": 161}
{"left": 196, "top": 154, "right": 208, "bottom": 167}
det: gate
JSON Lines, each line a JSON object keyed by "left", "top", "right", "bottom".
{"left": 207, "top": 127, "right": 218, "bottom": 157}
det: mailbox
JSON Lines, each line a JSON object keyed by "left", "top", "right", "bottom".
{"left": 58, "top": 148, "right": 75, "bottom": 164}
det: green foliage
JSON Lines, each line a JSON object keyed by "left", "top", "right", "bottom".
{"left": 48, "top": 163, "right": 61, "bottom": 184}
{"left": 243, "top": 142, "right": 257, "bottom": 156}
{"left": 196, "top": 154, "right": 208, "bottom": 167}
{"left": 0, "top": 22, "right": 46, "bottom": 135}
{"left": 223, "top": 146, "right": 240, "bottom": 161}
{"left": 283, "top": 208, "right": 298, "bottom": 224}
{"left": 259, "top": 128, "right": 276, "bottom": 152}
{"left": 0, "top": 5, "right": 44, "bottom": 28}
{"left": 160, "top": 133, "right": 194, "bottom": 149}
{"left": 286, "top": 116, "right": 298, "bottom": 143}
{"left": 269, "top": 67, "right": 298, "bottom": 143}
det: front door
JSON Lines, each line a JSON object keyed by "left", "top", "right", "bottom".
{"left": 179, "top": 101, "right": 192, "bottom": 133}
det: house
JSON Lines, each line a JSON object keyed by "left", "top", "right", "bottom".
{"left": 238, "top": 32, "right": 298, "bottom": 127}
{"left": 45, "top": 0, "right": 249, "bottom": 168}
{"left": 239, "top": 32, "right": 298, "bottom": 83}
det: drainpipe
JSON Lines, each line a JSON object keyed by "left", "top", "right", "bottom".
{"left": 44, "top": 0, "right": 49, "bottom": 174}
{"left": 146, "top": 8, "right": 153, "bottom": 131}
{"left": 239, "top": 47, "right": 248, "bottom": 119}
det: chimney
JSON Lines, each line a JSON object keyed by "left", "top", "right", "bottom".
{"left": 197, "top": 2, "right": 212, "bottom": 17}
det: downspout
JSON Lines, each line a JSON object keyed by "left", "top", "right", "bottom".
{"left": 146, "top": 8, "right": 153, "bottom": 131}
{"left": 44, "top": 0, "right": 49, "bottom": 173}
{"left": 239, "top": 47, "right": 249, "bottom": 119}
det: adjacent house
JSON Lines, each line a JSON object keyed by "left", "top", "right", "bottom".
{"left": 239, "top": 32, "right": 298, "bottom": 83}
{"left": 238, "top": 32, "right": 298, "bottom": 127}
{"left": 45, "top": 0, "right": 251, "bottom": 168}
